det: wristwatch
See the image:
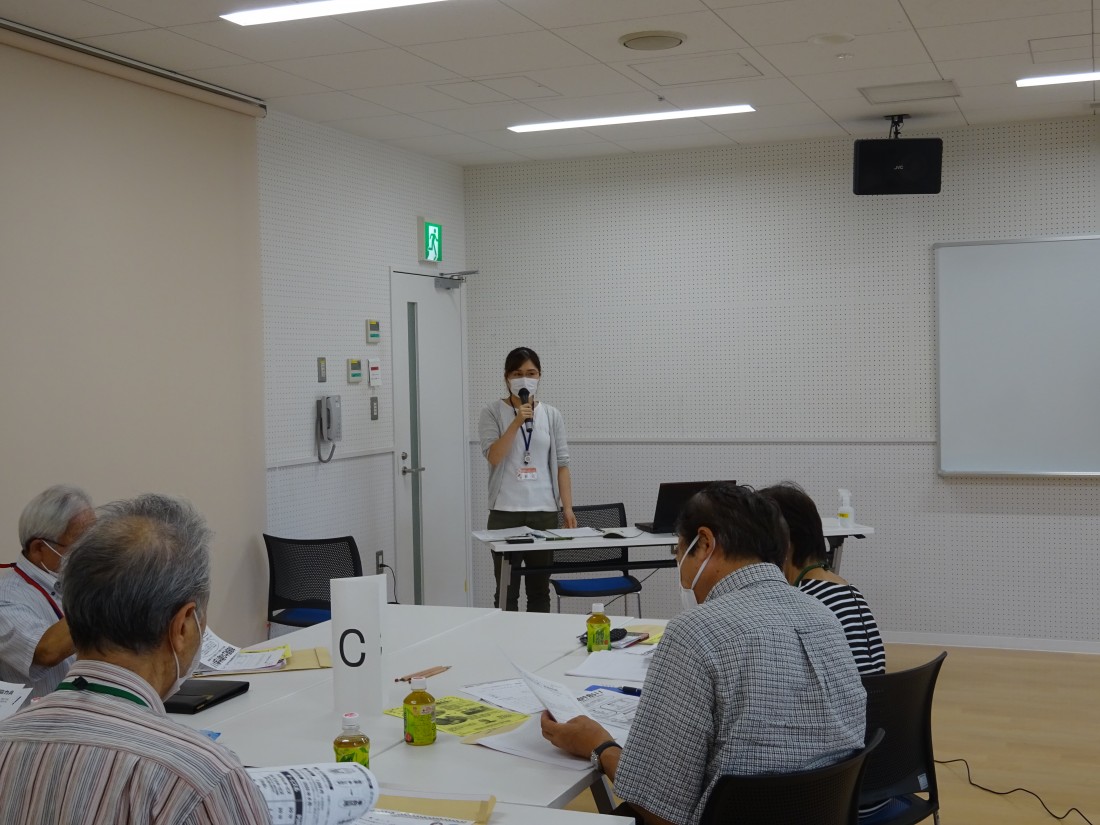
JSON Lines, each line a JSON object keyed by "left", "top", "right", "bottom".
{"left": 590, "top": 740, "right": 621, "bottom": 774}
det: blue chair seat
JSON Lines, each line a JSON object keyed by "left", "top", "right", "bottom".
{"left": 273, "top": 607, "right": 331, "bottom": 626}
{"left": 551, "top": 576, "right": 640, "bottom": 597}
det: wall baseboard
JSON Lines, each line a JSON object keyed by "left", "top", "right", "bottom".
{"left": 883, "top": 630, "right": 1100, "bottom": 655}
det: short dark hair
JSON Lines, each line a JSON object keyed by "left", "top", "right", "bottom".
{"left": 675, "top": 482, "right": 789, "bottom": 569}
{"left": 504, "top": 347, "right": 541, "bottom": 374}
{"left": 62, "top": 494, "right": 211, "bottom": 655}
{"left": 758, "top": 482, "right": 826, "bottom": 568}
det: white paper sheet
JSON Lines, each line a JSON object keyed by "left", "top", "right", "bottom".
{"left": 0, "top": 681, "right": 31, "bottom": 721}
{"left": 199, "top": 628, "right": 286, "bottom": 673}
{"left": 247, "top": 763, "right": 380, "bottom": 825}
{"left": 546, "top": 527, "right": 603, "bottom": 538}
{"left": 476, "top": 717, "right": 590, "bottom": 771}
{"left": 359, "top": 813, "right": 472, "bottom": 825}
{"left": 512, "top": 662, "right": 586, "bottom": 723}
{"left": 460, "top": 678, "right": 543, "bottom": 715}
{"left": 599, "top": 527, "right": 643, "bottom": 539}
{"left": 470, "top": 527, "right": 534, "bottom": 542}
{"left": 577, "top": 689, "right": 639, "bottom": 729}
{"left": 565, "top": 650, "right": 650, "bottom": 683}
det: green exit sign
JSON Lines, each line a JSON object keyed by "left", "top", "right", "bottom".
{"left": 419, "top": 218, "right": 442, "bottom": 262}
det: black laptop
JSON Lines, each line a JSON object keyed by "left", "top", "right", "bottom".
{"left": 635, "top": 480, "right": 737, "bottom": 533}
{"left": 165, "top": 679, "right": 249, "bottom": 715}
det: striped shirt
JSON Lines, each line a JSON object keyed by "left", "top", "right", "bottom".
{"left": 800, "top": 579, "right": 886, "bottom": 675}
{"left": 0, "top": 556, "right": 74, "bottom": 697}
{"left": 0, "top": 660, "right": 271, "bottom": 825}
{"left": 614, "top": 563, "right": 867, "bottom": 825}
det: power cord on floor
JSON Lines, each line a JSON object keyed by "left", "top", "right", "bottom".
{"left": 937, "top": 758, "right": 1093, "bottom": 824}
{"left": 380, "top": 563, "right": 399, "bottom": 604}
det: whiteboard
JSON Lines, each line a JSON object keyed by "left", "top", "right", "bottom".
{"left": 936, "top": 236, "right": 1100, "bottom": 476}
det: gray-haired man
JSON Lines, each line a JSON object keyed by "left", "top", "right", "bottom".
{"left": 0, "top": 484, "right": 95, "bottom": 697}
{"left": 0, "top": 493, "right": 271, "bottom": 824}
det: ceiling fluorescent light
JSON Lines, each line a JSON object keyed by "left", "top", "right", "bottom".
{"left": 508, "top": 104, "right": 754, "bottom": 133}
{"left": 223, "top": 0, "right": 447, "bottom": 26}
{"left": 1016, "top": 70, "right": 1100, "bottom": 87}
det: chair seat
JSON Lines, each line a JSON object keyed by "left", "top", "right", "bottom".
{"left": 272, "top": 607, "right": 331, "bottom": 627}
{"left": 551, "top": 576, "right": 641, "bottom": 597}
{"left": 858, "top": 795, "right": 936, "bottom": 825}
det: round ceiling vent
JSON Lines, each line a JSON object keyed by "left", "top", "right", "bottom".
{"left": 619, "top": 31, "right": 685, "bottom": 51}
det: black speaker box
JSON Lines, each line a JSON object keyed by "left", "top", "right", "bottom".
{"left": 853, "top": 138, "right": 942, "bottom": 195}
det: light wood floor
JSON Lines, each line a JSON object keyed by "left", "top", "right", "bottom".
{"left": 566, "top": 643, "right": 1099, "bottom": 824}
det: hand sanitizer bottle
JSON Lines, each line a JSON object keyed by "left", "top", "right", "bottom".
{"left": 837, "top": 489, "right": 854, "bottom": 527}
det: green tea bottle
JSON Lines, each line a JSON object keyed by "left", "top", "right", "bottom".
{"left": 403, "top": 677, "right": 436, "bottom": 746}
{"left": 587, "top": 603, "right": 611, "bottom": 652}
{"left": 333, "top": 712, "right": 370, "bottom": 767}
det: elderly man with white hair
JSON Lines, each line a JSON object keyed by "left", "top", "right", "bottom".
{"left": 0, "top": 484, "right": 95, "bottom": 697}
{"left": 0, "top": 493, "right": 271, "bottom": 824}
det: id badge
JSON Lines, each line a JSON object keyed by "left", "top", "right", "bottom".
{"left": 516, "top": 466, "right": 539, "bottom": 482}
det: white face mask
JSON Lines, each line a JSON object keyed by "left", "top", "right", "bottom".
{"left": 677, "top": 535, "right": 712, "bottom": 612}
{"left": 508, "top": 377, "right": 539, "bottom": 397}
{"left": 36, "top": 541, "right": 64, "bottom": 584}
{"left": 170, "top": 614, "right": 204, "bottom": 698}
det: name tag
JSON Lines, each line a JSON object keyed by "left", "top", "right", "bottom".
{"left": 516, "top": 466, "right": 539, "bottom": 482}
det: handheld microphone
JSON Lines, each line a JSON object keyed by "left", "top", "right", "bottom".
{"left": 518, "top": 388, "right": 533, "bottom": 433}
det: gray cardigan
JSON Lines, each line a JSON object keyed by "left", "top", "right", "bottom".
{"left": 479, "top": 400, "right": 570, "bottom": 511}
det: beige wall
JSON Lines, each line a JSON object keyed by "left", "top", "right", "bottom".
{"left": 0, "top": 43, "right": 267, "bottom": 642}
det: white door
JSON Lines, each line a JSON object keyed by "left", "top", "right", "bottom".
{"left": 391, "top": 268, "right": 471, "bottom": 606}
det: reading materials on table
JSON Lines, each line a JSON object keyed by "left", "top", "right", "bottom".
{"left": 246, "top": 763, "right": 379, "bottom": 825}
{"left": 383, "top": 696, "right": 526, "bottom": 737}
{"left": 198, "top": 627, "right": 288, "bottom": 675}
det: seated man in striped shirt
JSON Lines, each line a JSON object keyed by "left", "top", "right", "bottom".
{"left": 0, "top": 494, "right": 271, "bottom": 825}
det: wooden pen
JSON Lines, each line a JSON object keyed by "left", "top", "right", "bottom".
{"left": 394, "top": 665, "right": 451, "bottom": 682}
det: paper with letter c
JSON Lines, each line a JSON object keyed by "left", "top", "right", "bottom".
{"left": 246, "top": 763, "right": 379, "bottom": 825}
{"left": 332, "top": 574, "right": 386, "bottom": 716}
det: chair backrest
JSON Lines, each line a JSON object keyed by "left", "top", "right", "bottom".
{"left": 554, "top": 503, "right": 629, "bottom": 570}
{"left": 700, "top": 729, "right": 884, "bottom": 825}
{"left": 262, "top": 534, "right": 363, "bottom": 616}
{"left": 859, "top": 652, "right": 947, "bottom": 807}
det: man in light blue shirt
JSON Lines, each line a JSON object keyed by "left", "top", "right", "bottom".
{"left": 0, "top": 485, "right": 95, "bottom": 697}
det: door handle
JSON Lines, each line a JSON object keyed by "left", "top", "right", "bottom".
{"left": 402, "top": 465, "right": 426, "bottom": 475}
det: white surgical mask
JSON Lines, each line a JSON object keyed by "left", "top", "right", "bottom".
{"left": 509, "top": 377, "right": 539, "bottom": 397}
{"left": 677, "top": 535, "right": 712, "bottom": 612}
{"left": 170, "top": 614, "right": 204, "bottom": 698}
{"left": 36, "top": 541, "right": 63, "bottom": 584}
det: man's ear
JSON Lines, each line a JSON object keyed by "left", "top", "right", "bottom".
{"left": 167, "top": 602, "right": 198, "bottom": 652}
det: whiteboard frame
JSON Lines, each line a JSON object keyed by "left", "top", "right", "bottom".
{"left": 934, "top": 234, "right": 1100, "bottom": 478}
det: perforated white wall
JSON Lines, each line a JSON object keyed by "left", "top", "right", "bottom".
{"left": 466, "top": 117, "right": 1100, "bottom": 646}
{"left": 259, "top": 111, "right": 465, "bottom": 576}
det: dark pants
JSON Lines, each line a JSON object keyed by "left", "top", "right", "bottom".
{"left": 488, "top": 509, "right": 557, "bottom": 612}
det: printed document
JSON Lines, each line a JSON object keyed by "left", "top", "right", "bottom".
{"left": 0, "top": 681, "right": 31, "bottom": 721}
{"left": 460, "top": 678, "right": 544, "bottom": 715}
{"left": 199, "top": 628, "right": 287, "bottom": 674}
{"left": 247, "top": 763, "right": 379, "bottom": 825}
{"left": 511, "top": 661, "right": 586, "bottom": 723}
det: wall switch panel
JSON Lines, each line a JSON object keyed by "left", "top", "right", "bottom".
{"left": 317, "top": 357, "right": 327, "bottom": 382}
{"left": 370, "top": 396, "right": 379, "bottom": 420}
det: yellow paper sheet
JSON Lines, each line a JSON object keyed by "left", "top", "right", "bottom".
{"left": 626, "top": 624, "right": 665, "bottom": 645}
{"left": 384, "top": 696, "right": 527, "bottom": 737}
{"left": 376, "top": 792, "right": 495, "bottom": 824}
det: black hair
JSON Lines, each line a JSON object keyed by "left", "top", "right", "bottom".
{"left": 504, "top": 347, "right": 541, "bottom": 375}
{"left": 675, "top": 482, "right": 789, "bottom": 569}
{"left": 758, "top": 482, "right": 826, "bottom": 568}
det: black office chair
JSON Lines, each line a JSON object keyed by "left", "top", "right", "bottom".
{"left": 858, "top": 652, "right": 948, "bottom": 825}
{"left": 550, "top": 503, "right": 643, "bottom": 615}
{"left": 262, "top": 534, "right": 363, "bottom": 629}
{"left": 700, "top": 729, "right": 884, "bottom": 825}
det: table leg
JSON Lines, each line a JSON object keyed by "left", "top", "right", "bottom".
{"left": 498, "top": 556, "right": 512, "bottom": 611}
{"left": 826, "top": 536, "right": 845, "bottom": 573}
{"left": 590, "top": 775, "right": 615, "bottom": 814}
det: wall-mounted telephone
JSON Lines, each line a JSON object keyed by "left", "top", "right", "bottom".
{"left": 316, "top": 395, "right": 341, "bottom": 463}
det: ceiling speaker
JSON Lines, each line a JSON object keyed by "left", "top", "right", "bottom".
{"left": 853, "top": 138, "right": 942, "bottom": 195}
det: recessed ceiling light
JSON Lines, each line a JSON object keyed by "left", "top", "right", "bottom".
{"left": 808, "top": 32, "right": 854, "bottom": 46}
{"left": 508, "top": 104, "right": 754, "bottom": 133}
{"left": 860, "top": 80, "right": 960, "bottom": 104}
{"left": 1016, "top": 70, "right": 1100, "bottom": 87}
{"left": 619, "top": 31, "right": 685, "bottom": 51}
{"left": 222, "top": 0, "right": 447, "bottom": 26}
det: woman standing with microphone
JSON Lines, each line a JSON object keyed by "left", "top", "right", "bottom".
{"left": 479, "top": 347, "right": 576, "bottom": 612}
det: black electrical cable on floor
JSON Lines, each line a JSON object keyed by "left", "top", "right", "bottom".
{"left": 936, "top": 758, "right": 1093, "bottom": 824}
